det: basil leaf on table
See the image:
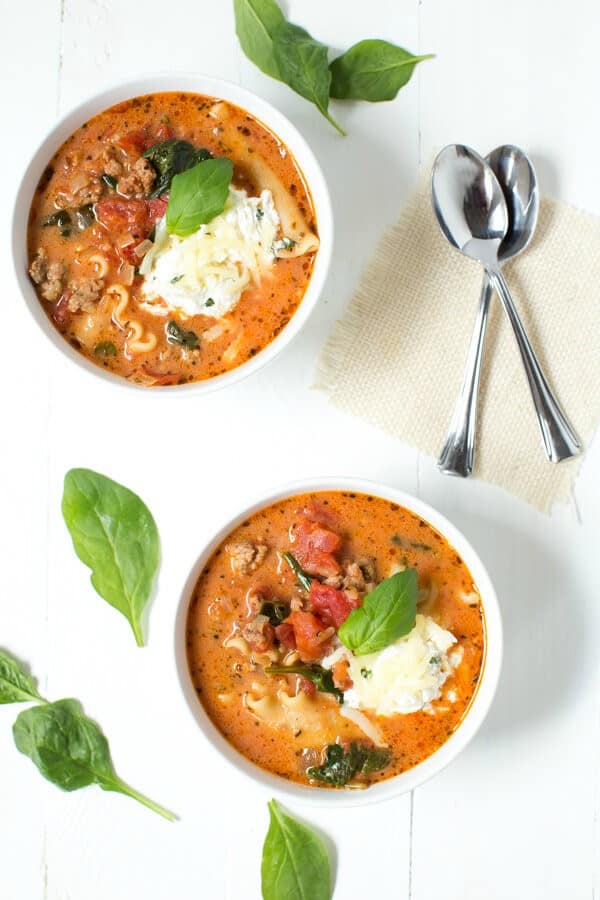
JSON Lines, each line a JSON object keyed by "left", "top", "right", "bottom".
{"left": 0, "top": 649, "right": 45, "bottom": 705}
{"left": 265, "top": 663, "right": 343, "bottom": 704}
{"left": 233, "top": 0, "right": 285, "bottom": 79}
{"left": 338, "top": 568, "right": 417, "bottom": 655}
{"left": 233, "top": 0, "right": 345, "bottom": 135}
{"left": 261, "top": 799, "right": 331, "bottom": 900}
{"left": 330, "top": 39, "right": 433, "bottom": 101}
{"left": 166, "top": 157, "right": 233, "bottom": 236}
{"left": 61, "top": 468, "right": 160, "bottom": 647}
{"left": 13, "top": 699, "right": 175, "bottom": 820}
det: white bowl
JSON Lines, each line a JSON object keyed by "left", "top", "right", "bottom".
{"left": 174, "top": 477, "right": 503, "bottom": 808}
{"left": 12, "top": 74, "right": 333, "bottom": 394}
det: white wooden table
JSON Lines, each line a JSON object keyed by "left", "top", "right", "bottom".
{"left": 3, "top": 2, "right": 599, "bottom": 897}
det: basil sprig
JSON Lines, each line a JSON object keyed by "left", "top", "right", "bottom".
{"left": 166, "top": 157, "right": 233, "bottom": 236}
{"left": 61, "top": 468, "right": 160, "bottom": 647}
{"left": 234, "top": 0, "right": 431, "bottom": 134}
{"left": 261, "top": 799, "right": 331, "bottom": 900}
{"left": 338, "top": 568, "right": 417, "bottom": 655}
{"left": 330, "top": 40, "right": 434, "bottom": 102}
{"left": 234, "top": 0, "right": 344, "bottom": 135}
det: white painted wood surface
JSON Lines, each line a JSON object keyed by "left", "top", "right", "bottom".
{"left": 2, "top": 1, "right": 599, "bottom": 897}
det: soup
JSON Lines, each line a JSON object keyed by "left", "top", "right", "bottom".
{"left": 27, "top": 92, "right": 318, "bottom": 386}
{"left": 186, "top": 491, "right": 485, "bottom": 789}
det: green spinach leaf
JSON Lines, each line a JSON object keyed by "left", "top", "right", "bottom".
{"left": 271, "top": 22, "right": 345, "bottom": 135}
{"left": 307, "top": 742, "right": 392, "bottom": 786}
{"left": 43, "top": 211, "right": 71, "bottom": 237}
{"left": 265, "top": 663, "right": 343, "bottom": 703}
{"left": 234, "top": 0, "right": 345, "bottom": 135}
{"left": 338, "top": 568, "right": 417, "bottom": 655}
{"left": 166, "top": 320, "right": 199, "bottom": 349}
{"left": 61, "top": 468, "right": 159, "bottom": 647}
{"left": 330, "top": 39, "right": 433, "bottom": 101}
{"left": 260, "top": 599, "right": 289, "bottom": 625}
{"left": 234, "top": 0, "right": 285, "bottom": 79}
{"left": 0, "top": 650, "right": 45, "bottom": 705}
{"left": 261, "top": 799, "right": 331, "bottom": 900}
{"left": 166, "top": 157, "right": 233, "bottom": 236}
{"left": 13, "top": 699, "right": 175, "bottom": 820}
{"left": 282, "top": 551, "right": 312, "bottom": 591}
{"left": 143, "top": 139, "right": 212, "bottom": 198}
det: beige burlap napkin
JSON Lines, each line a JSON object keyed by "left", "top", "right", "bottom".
{"left": 315, "top": 181, "right": 600, "bottom": 512}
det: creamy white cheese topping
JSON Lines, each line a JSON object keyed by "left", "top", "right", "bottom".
{"left": 139, "top": 187, "right": 279, "bottom": 318}
{"left": 322, "top": 614, "right": 459, "bottom": 716}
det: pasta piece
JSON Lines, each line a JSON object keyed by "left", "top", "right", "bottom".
{"left": 205, "top": 101, "right": 318, "bottom": 257}
{"left": 105, "top": 284, "right": 156, "bottom": 355}
{"left": 87, "top": 253, "right": 109, "bottom": 278}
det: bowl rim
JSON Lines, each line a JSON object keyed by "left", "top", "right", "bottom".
{"left": 174, "top": 476, "right": 503, "bottom": 809}
{"left": 12, "top": 72, "right": 333, "bottom": 395}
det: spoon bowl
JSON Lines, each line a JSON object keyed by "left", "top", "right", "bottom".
{"left": 431, "top": 144, "right": 507, "bottom": 268}
{"left": 488, "top": 144, "right": 539, "bottom": 263}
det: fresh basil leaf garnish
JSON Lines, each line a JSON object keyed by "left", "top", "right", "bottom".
{"left": 13, "top": 699, "right": 175, "bottom": 820}
{"left": 143, "top": 139, "right": 213, "bottom": 198}
{"left": 166, "top": 320, "right": 199, "bottom": 350}
{"left": 307, "top": 742, "right": 392, "bottom": 786}
{"left": 265, "top": 663, "right": 343, "bottom": 703}
{"left": 61, "top": 468, "right": 159, "bottom": 647}
{"left": 166, "top": 157, "right": 233, "bottom": 236}
{"left": 338, "top": 568, "right": 417, "bottom": 655}
{"left": 261, "top": 799, "right": 331, "bottom": 900}
{"left": 330, "top": 40, "right": 433, "bottom": 102}
{"left": 234, "top": 0, "right": 345, "bottom": 135}
{"left": 0, "top": 650, "right": 45, "bottom": 705}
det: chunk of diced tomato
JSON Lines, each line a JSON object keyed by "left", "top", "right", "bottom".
{"left": 153, "top": 122, "right": 173, "bottom": 142}
{"left": 95, "top": 197, "right": 149, "bottom": 237}
{"left": 116, "top": 129, "right": 147, "bottom": 156}
{"left": 147, "top": 196, "right": 168, "bottom": 223}
{"left": 332, "top": 659, "right": 353, "bottom": 691}
{"left": 274, "top": 622, "right": 296, "bottom": 650}
{"left": 281, "top": 610, "right": 331, "bottom": 662}
{"left": 51, "top": 294, "right": 72, "bottom": 329}
{"left": 291, "top": 517, "right": 341, "bottom": 578}
{"left": 309, "top": 581, "right": 360, "bottom": 629}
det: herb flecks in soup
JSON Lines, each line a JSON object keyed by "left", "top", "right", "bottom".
{"left": 186, "top": 492, "right": 485, "bottom": 789}
{"left": 27, "top": 92, "right": 318, "bottom": 386}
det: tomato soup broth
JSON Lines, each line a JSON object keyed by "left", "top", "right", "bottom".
{"left": 186, "top": 492, "right": 485, "bottom": 789}
{"left": 27, "top": 92, "right": 318, "bottom": 386}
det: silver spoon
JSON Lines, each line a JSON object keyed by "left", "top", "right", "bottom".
{"left": 431, "top": 144, "right": 580, "bottom": 469}
{"left": 438, "top": 145, "right": 539, "bottom": 476}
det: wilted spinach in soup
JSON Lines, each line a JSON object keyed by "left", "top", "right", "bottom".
{"left": 27, "top": 92, "right": 318, "bottom": 386}
{"left": 186, "top": 491, "right": 485, "bottom": 789}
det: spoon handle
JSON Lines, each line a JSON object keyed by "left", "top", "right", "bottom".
{"left": 438, "top": 275, "right": 493, "bottom": 476}
{"left": 487, "top": 268, "right": 581, "bottom": 462}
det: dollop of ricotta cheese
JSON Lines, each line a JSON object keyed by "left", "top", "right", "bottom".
{"left": 139, "top": 187, "right": 279, "bottom": 319}
{"left": 322, "top": 614, "right": 459, "bottom": 716}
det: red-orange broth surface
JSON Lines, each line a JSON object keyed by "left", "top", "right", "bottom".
{"left": 27, "top": 92, "right": 317, "bottom": 386}
{"left": 186, "top": 491, "right": 486, "bottom": 789}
